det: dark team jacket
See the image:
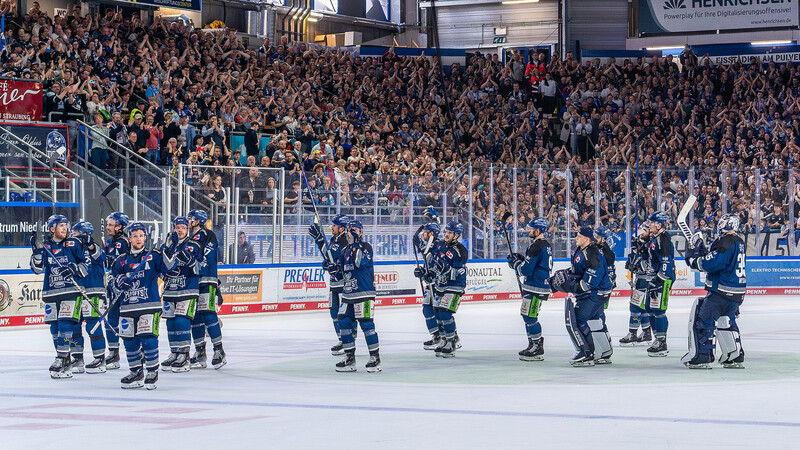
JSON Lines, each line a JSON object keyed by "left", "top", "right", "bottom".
{"left": 339, "top": 239, "right": 375, "bottom": 303}
{"left": 104, "top": 234, "right": 130, "bottom": 270}
{"left": 161, "top": 237, "right": 201, "bottom": 302}
{"left": 571, "top": 243, "right": 611, "bottom": 300}
{"left": 696, "top": 234, "right": 747, "bottom": 303}
{"left": 597, "top": 241, "right": 617, "bottom": 293}
{"left": 192, "top": 228, "right": 219, "bottom": 286}
{"left": 111, "top": 249, "right": 170, "bottom": 314}
{"left": 432, "top": 241, "right": 468, "bottom": 295}
{"left": 317, "top": 232, "right": 349, "bottom": 292}
{"left": 77, "top": 242, "right": 107, "bottom": 300}
{"left": 31, "top": 237, "right": 91, "bottom": 302}
{"left": 517, "top": 238, "right": 552, "bottom": 297}
{"left": 648, "top": 231, "right": 675, "bottom": 285}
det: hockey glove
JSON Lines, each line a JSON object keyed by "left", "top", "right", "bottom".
{"left": 164, "top": 232, "right": 179, "bottom": 252}
{"left": 308, "top": 223, "right": 325, "bottom": 243}
{"left": 175, "top": 250, "right": 194, "bottom": 265}
{"left": 412, "top": 234, "right": 424, "bottom": 252}
{"left": 422, "top": 270, "right": 437, "bottom": 284}
{"left": 413, "top": 267, "right": 426, "bottom": 279}
{"left": 29, "top": 232, "right": 41, "bottom": 251}
{"left": 116, "top": 275, "right": 132, "bottom": 292}
{"left": 59, "top": 264, "right": 78, "bottom": 280}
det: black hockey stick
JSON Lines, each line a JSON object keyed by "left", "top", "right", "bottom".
{"left": 498, "top": 211, "right": 524, "bottom": 294}
{"left": 300, "top": 170, "right": 334, "bottom": 265}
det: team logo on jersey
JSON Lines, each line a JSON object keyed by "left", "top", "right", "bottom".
{"left": 446, "top": 251, "right": 453, "bottom": 259}
{"left": 575, "top": 255, "right": 581, "bottom": 263}
{"left": 115, "top": 243, "right": 122, "bottom": 248}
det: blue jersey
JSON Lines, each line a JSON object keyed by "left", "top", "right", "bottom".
{"left": 161, "top": 237, "right": 201, "bottom": 302}
{"left": 432, "top": 241, "right": 468, "bottom": 295}
{"left": 111, "top": 249, "right": 170, "bottom": 314}
{"left": 339, "top": 240, "right": 375, "bottom": 303}
{"left": 320, "top": 232, "right": 350, "bottom": 292}
{"left": 648, "top": 231, "right": 675, "bottom": 285}
{"left": 571, "top": 244, "right": 611, "bottom": 300}
{"left": 517, "top": 238, "right": 552, "bottom": 297}
{"left": 191, "top": 228, "right": 218, "bottom": 286}
{"left": 77, "top": 242, "right": 107, "bottom": 300}
{"left": 626, "top": 235, "right": 653, "bottom": 290}
{"left": 31, "top": 237, "right": 91, "bottom": 302}
{"left": 697, "top": 234, "right": 746, "bottom": 303}
{"left": 104, "top": 234, "right": 130, "bottom": 270}
{"left": 598, "top": 241, "right": 617, "bottom": 291}
{"left": 423, "top": 239, "right": 443, "bottom": 287}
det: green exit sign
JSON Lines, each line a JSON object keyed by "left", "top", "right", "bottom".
{"left": 493, "top": 36, "right": 506, "bottom": 44}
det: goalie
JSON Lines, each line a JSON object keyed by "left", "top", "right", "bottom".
{"left": 681, "top": 214, "right": 746, "bottom": 369}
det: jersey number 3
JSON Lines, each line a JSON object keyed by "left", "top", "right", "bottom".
{"left": 735, "top": 253, "right": 745, "bottom": 279}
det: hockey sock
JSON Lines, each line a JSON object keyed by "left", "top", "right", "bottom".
{"left": 329, "top": 303, "right": 340, "bottom": 337}
{"left": 522, "top": 315, "right": 542, "bottom": 340}
{"left": 640, "top": 312, "right": 651, "bottom": 329}
{"left": 71, "top": 326, "right": 84, "bottom": 356}
{"left": 123, "top": 337, "right": 143, "bottom": 369}
{"left": 86, "top": 318, "right": 106, "bottom": 358}
{"left": 436, "top": 310, "right": 456, "bottom": 340}
{"left": 359, "top": 319, "right": 379, "bottom": 353}
{"left": 422, "top": 303, "right": 439, "bottom": 335}
{"left": 652, "top": 310, "right": 668, "bottom": 336}
{"left": 173, "top": 316, "right": 192, "bottom": 353}
{"left": 166, "top": 318, "right": 177, "bottom": 352}
{"left": 56, "top": 320, "right": 77, "bottom": 358}
{"left": 49, "top": 323, "right": 58, "bottom": 351}
{"left": 141, "top": 337, "right": 160, "bottom": 370}
{"left": 106, "top": 304, "right": 120, "bottom": 350}
{"left": 202, "top": 312, "right": 223, "bottom": 346}
{"left": 338, "top": 315, "right": 355, "bottom": 351}
{"left": 191, "top": 315, "right": 206, "bottom": 346}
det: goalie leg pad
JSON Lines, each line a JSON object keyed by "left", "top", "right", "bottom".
{"left": 680, "top": 297, "right": 715, "bottom": 366}
{"left": 588, "top": 319, "right": 612, "bottom": 359}
{"left": 564, "top": 298, "right": 593, "bottom": 357}
{"left": 716, "top": 315, "right": 743, "bottom": 364}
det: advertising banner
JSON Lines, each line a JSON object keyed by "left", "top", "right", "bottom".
{"left": 0, "top": 122, "right": 69, "bottom": 169}
{"left": 638, "top": 0, "right": 798, "bottom": 35}
{"left": 0, "top": 79, "right": 43, "bottom": 121}
{"left": 119, "top": 0, "right": 201, "bottom": 12}
{"left": 0, "top": 273, "right": 45, "bottom": 327}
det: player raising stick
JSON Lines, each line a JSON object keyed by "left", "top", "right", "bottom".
{"left": 103, "top": 212, "right": 130, "bottom": 369}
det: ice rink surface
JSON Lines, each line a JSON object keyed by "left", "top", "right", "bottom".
{"left": 1, "top": 295, "right": 800, "bottom": 449}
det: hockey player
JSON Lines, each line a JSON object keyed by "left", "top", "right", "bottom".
{"left": 507, "top": 218, "right": 552, "bottom": 361}
{"left": 549, "top": 226, "right": 612, "bottom": 367}
{"left": 412, "top": 222, "right": 445, "bottom": 350}
{"left": 424, "top": 221, "right": 467, "bottom": 358}
{"left": 111, "top": 222, "right": 169, "bottom": 389}
{"left": 103, "top": 212, "right": 130, "bottom": 369}
{"left": 682, "top": 214, "right": 746, "bottom": 369}
{"left": 187, "top": 209, "right": 226, "bottom": 370}
{"left": 159, "top": 216, "right": 201, "bottom": 372}
{"left": 620, "top": 221, "right": 653, "bottom": 345}
{"left": 309, "top": 213, "right": 350, "bottom": 356}
{"left": 30, "top": 215, "right": 91, "bottom": 378}
{"left": 326, "top": 220, "right": 381, "bottom": 373}
{"left": 70, "top": 221, "right": 107, "bottom": 373}
{"left": 645, "top": 211, "right": 675, "bottom": 357}
{"left": 593, "top": 226, "right": 615, "bottom": 363}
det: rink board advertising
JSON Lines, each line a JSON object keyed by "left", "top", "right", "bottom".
{"left": 638, "top": 0, "right": 799, "bottom": 35}
{"left": 117, "top": 0, "right": 201, "bottom": 12}
{"left": 2, "top": 258, "right": 800, "bottom": 326}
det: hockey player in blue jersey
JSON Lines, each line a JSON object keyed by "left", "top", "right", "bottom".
{"left": 507, "top": 218, "right": 552, "bottom": 361}
{"left": 424, "top": 221, "right": 467, "bottom": 358}
{"left": 111, "top": 222, "right": 170, "bottom": 389}
{"left": 645, "top": 211, "right": 675, "bottom": 357}
{"left": 69, "top": 221, "right": 107, "bottom": 374}
{"left": 326, "top": 220, "right": 381, "bottom": 373}
{"left": 187, "top": 209, "right": 226, "bottom": 370}
{"left": 620, "top": 222, "right": 653, "bottom": 346}
{"left": 159, "top": 216, "right": 201, "bottom": 373}
{"left": 412, "top": 222, "right": 445, "bottom": 350}
{"left": 30, "top": 215, "right": 91, "bottom": 378}
{"left": 103, "top": 212, "right": 130, "bottom": 369}
{"left": 309, "top": 214, "right": 351, "bottom": 356}
{"left": 549, "top": 226, "right": 612, "bottom": 367}
{"left": 682, "top": 214, "right": 747, "bottom": 369}
{"left": 593, "top": 226, "right": 615, "bottom": 363}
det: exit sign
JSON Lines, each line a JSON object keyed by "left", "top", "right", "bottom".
{"left": 492, "top": 36, "right": 506, "bottom": 44}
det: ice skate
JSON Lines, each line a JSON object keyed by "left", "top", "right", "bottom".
{"left": 423, "top": 333, "right": 441, "bottom": 350}
{"left": 519, "top": 337, "right": 544, "bottom": 361}
{"left": 365, "top": 352, "right": 381, "bottom": 373}
{"left": 212, "top": 344, "right": 227, "bottom": 369}
{"left": 121, "top": 367, "right": 144, "bottom": 389}
{"left": 619, "top": 330, "right": 639, "bottom": 346}
{"left": 335, "top": 350, "right": 356, "bottom": 372}
{"left": 331, "top": 341, "right": 345, "bottom": 356}
{"left": 85, "top": 356, "right": 107, "bottom": 374}
{"left": 105, "top": 349, "right": 120, "bottom": 370}
{"left": 49, "top": 356, "right": 72, "bottom": 379}
{"left": 69, "top": 354, "right": 85, "bottom": 374}
{"left": 171, "top": 352, "right": 191, "bottom": 373}
{"left": 145, "top": 369, "right": 159, "bottom": 390}
{"left": 191, "top": 346, "right": 207, "bottom": 369}
{"left": 647, "top": 337, "right": 668, "bottom": 357}
{"left": 161, "top": 352, "right": 177, "bottom": 371}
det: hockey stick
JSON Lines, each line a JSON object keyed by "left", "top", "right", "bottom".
{"left": 676, "top": 194, "right": 699, "bottom": 248}
{"left": 498, "top": 211, "right": 524, "bottom": 294}
{"left": 632, "top": 127, "right": 654, "bottom": 236}
{"left": 90, "top": 227, "right": 156, "bottom": 334}
{"left": 42, "top": 243, "right": 116, "bottom": 335}
{"left": 99, "top": 180, "right": 120, "bottom": 234}
{"left": 300, "top": 171, "right": 335, "bottom": 265}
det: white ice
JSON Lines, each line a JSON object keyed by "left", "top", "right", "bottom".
{"left": 1, "top": 296, "right": 799, "bottom": 449}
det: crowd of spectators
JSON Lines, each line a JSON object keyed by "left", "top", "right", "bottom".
{"left": 3, "top": 4, "right": 800, "bottom": 255}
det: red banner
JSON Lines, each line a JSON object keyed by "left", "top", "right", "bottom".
{"left": 0, "top": 79, "right": 43, "bottom": 121}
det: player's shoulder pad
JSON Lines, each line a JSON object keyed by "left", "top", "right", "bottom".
{"left": 112, "top": 253, "right": 127, "bottom": 267}
{"left": 529, "top": 239, "right": 549, "bottom": 256}
{"left": 360, "top": 241, "right": 373, "bottom": 253}
{"left": 712, "top": 234, "right": 740, "bottom": 254}
{"left": 582, "top": 244, "right": 601, "bottom": 268}
{"left": 335, "top": 233, "right": 349, "bottom": 246}
{"left": 600, "top": 242, "right": 615, "bottom": 263}
{"left": 657, "top": 232, "right": 672, "bottom": 250}
{"left": 455, "top": 243, "right": 468, "bottom": 262}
